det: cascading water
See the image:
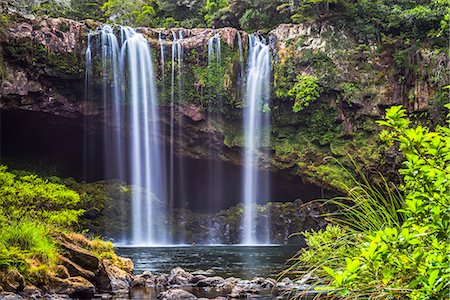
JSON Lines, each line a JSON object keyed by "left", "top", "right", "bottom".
{"left": 208, "top": 33, "right": 221, "bottom": 63}
{"left": 242, "top": 34, "right": 272, "bottom": 245}
{"left": 206, "top": 33, "right": 223, "bottom": 243}
{"left": 85, "top": 26, "right": 275, "bottom": 246}
{"left": 101, "top": 26, "right": 124, "bottom": 181}
{"left": 85, "top": 26, "right": 168, "bottom": 245}
{"left": 169, "top": 31, "right": 186, "bottom": 243}
{"left": 121, "top": 27, "right": 168, "bottom": 245}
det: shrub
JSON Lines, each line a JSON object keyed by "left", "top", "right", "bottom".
{"left": 288, "top": 75, "right": 321, "bottom": 112}
{"left": 286, "top": 104, "right": 450, "bottom": 299}
{"left": 0, "top": 166, "right": 83, "bottom": 226}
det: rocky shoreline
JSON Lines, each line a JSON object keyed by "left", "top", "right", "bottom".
{"left": 131, "top": 267, "right": 316, "bottom": 300}
{"left": 1, "top": 265, "right": 315, "bottom": 300}
{"left": 0, "top": 239, "right": 315, "bottom": 300}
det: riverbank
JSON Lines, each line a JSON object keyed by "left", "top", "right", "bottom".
{"left": 0, "top": 244, "right": 319, "bottom": 300}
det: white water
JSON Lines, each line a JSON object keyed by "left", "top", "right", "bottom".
{"left": 85, "top": 28, "right": 274, "bottom": 246}
{"left": 121, "top": 27, "right": 167, "bottom": 245}
{"left": 208, "top": 33, "right": 221, "bottom": 63}
{"left": 206, "top": 33, "right": 223, "bottom": 243}
{"left": 242, "top": 34, "right": 272, "bottom": 245}
{"left": 86, "top": 26, "right": 168, "bottom": 245}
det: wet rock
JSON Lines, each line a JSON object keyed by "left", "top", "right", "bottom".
{"left": 0, "top": 270, "right": 25, "bottom": 292}
{"left": 251, "top": 277, "right": 265, "bottom": 285}
{"left": 132, "top": 271, "right": 155, "bottom": 287}
{"left": 19, "top": 285, "right": 42, "bottom": 300}
{"left": 168, "top": 268, "right": 194, "bottom": 286}
{"left": 155, "top": 274, "right": 169, "bottom": 287}
{"left": 96, "top": 259, "right": 133, "bottom": 294}
{"left": 261, "top": 278, "right": 277, "bottom": 289}
{"left": 1, "top": 67, "right": 42, "bottom": 96}
{"left": 196, "top": 276, "right": 225, "bottom": 287}
{"left": 189, "top": 275, "right": 207, "bottom": 284}
{"left": 158, "top": 289, "right": 197, "bottom": 300}
{"left": 57, "top": 240, "right": 99, "bottom": 272}
{"left": 47, "top": 276, "right": 95, "bottom": 299}
{"left": 229, "top": 286, "right": 259, "bottom": 298}
{"left": 0, "top": 292, "right": 23, "bottom": 300}
{"left": 58, "top": 255, "right": 95, "bottom": 281}
{"left": 277, "top": 277, "right": 293, "bottom": 288}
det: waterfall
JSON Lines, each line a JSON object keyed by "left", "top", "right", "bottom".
{"left": 208, "top": 33, "right": 221, "bottom": 63}
{"left": 86, "top": 26, "right": 167, "bottom": 245}
{"left": 83, "top": 32, "right": 93, "bottom": 181}
{"left": 169, "top": 31, "right": 186, "bottom": 243}
{"left": 206, "top": 33, "right": 223, "bottom": 243}
{"left": 121, "top": 27, "right": 167, "bottom": 245}
{"left": 242, "top": 34, "right": 272, "bottom": 245}
{"left": 159, "top": 32, "right": 165, "bottom": 81}
{"left": 101, "top": 26, "right": 124, "bottom": 181}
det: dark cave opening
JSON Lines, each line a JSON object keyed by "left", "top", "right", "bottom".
{"left": 0, "top": 109, "right": 329, "bottom": 213}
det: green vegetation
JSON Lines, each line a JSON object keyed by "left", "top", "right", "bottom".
{"left": 0, "top": 166, "right": 80, "bottom": 279}
{"left": 0, "top": 166, "right": 119, "bottom": 285}
{"left": 285, "top": 105, "right": 450, "bottom": 299}
{"left": 288, "top": 74, "right": 321, "bottom": 112}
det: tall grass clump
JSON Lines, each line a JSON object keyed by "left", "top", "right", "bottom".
{"left": 285, "top": 105, "right": 450, "bottom": 300}
{"left": 0, "top": 166, "right": 85, "bottom": 281}
{"left": 0, "top": 221, "right": 57, "bottom": 264}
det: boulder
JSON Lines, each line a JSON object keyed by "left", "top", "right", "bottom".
{"left": 251, "top": 277, "right": 265, "bottom": 285}
{"left": 57, "top": 241, "right": 99, "bottom": 272}
{"left": 118, "top": 257, "right": 134, "bottom": 274}
{"left": 132, "top": 271, "right": 155, "bottom": 287}
{"left": 168, "top": 268, "right": 193, "bottom": 286}
{"left": 188, "top": 275, "right": 206, "bottom": 284}
{"left": 229, "top": 285, "right": 259, "bottom": 298}
{"left": 96, "top": 259, "right": 133, "bottom": 294}
{"left": 19, "top": 285, "right": 42, "bottom": 300}
{"left": 47, "top": 276, "right": 95, "bottom": 299}
{"left": 261, "top": 278, "right": 277, "bottom": 289}
{"left": 155, "top": 274, "right": 169, "bottom": 287}
{"left": 58, "top": 256, "right": 95, "bottom": 281}
{"left": 0, "top": 292, "right": 23, "bottom": 300}
{"left": 158, "top": 289, "right": 197, "bottom": 300}
{"left": 196, "top": 276, "right": 225, "bottom": 287}
{"left": 41, "top": 293, "right": 71, "bottom": 299}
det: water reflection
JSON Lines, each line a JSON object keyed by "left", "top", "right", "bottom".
{"left": 116, "top": 245, "right": 298, "bottom": 279}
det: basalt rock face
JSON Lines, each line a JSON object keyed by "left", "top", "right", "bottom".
{"left": 0, "top": 13, "right": 446, "bottom": 190}
{"left": 0, "top": 14, "right": 86, "bottom": 116}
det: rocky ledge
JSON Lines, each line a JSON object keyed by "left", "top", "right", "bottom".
{"left": 0, "top": 234, "right": 134, "bottom": 300}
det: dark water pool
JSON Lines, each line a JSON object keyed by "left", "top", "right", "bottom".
{"left": 116, "top": 245, "right": 299, "bottom": 279}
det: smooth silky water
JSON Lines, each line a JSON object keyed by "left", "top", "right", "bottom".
{"left": 116, "top": 245, "right": 299, "bottom": 299}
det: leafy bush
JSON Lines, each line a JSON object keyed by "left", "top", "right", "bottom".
{"left": 286, "top": 105, "right": 450, "bottom": 299}
{"left": 0, "top": 166, "right": 83, "bottom": 226}
{"left": 0, "top": 166, "right": 86, "bottom": 283}
{"left": 288, "top": 75, "right": 321, "bottom": 112}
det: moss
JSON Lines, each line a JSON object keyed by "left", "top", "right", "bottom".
{"left": 58, "top": 22, "right": 70, "bottom": 32}
{"left": 2, "top": 39, "right": 83, "bottom": 76}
